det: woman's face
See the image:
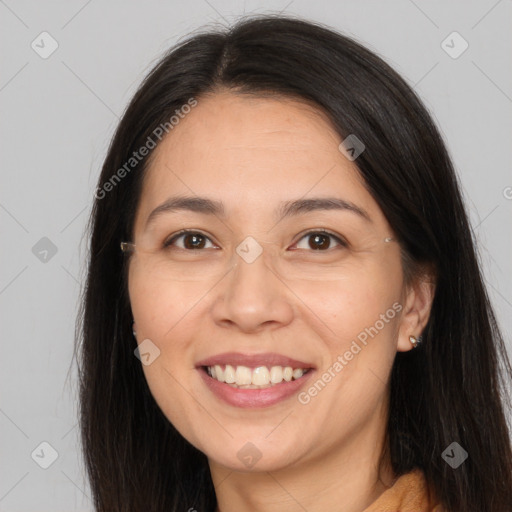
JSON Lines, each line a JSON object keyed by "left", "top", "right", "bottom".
{"left": 128, "top": 91, "right": 424, "bottom": 473}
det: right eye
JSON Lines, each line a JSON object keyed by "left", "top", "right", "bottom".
{"left": 163, "top": 230, "right": 218, "bottom": 251}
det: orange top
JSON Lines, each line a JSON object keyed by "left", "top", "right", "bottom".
{"left": 362, "top": 468, "right": 445, "bottom": 512}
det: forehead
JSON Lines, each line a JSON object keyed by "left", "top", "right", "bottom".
{"left": 135, "top": 91, "right": 387, "bottom": 231}
{"left": 152, "top": 92, "right": 344, "bottom": 161}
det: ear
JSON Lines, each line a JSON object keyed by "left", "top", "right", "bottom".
{"left": 397, "top": 269, "right": 436, "bottom": 352}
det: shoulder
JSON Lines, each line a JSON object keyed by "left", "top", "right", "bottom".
{"left": 362, "top": 468, "right": 444, "bottom": 512}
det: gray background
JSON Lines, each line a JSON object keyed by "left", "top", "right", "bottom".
{"left": 1, "top": 1, "right": 511, "bottom": 510}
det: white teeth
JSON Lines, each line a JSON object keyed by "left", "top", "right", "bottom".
{"left": 206, "top": 364, "right": 310, "bottom": 387}
{"left": 252, "top": 366, "right": 270, "bottom": 386}
{"left": 214, "top": 365, "right": 224, "bottom": 382}
{"left": 292, "top": 368, "right": 304, "bottom": 379}
{"left": 224, "top": 365, "right": 235, "bottom": 383}
{"left": 235, "top": 365, "right": 252, "bottom": 385}
{"left": 270, "top": 366, "right": 283, "bottom": 383}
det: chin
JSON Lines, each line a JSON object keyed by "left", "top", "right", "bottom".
{"left": 204, "top": 439, "right": 304, "bottom": 473}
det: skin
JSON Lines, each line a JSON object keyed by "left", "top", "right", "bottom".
{"left": 128, "top": 90, "right": 435, "bottom": 512}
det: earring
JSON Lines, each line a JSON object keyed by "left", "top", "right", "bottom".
{"left": 132, "top": 321, "right": 137, "bottom": 338}
{"left": 409, "top": 334, "right": 423, "bottom": 348}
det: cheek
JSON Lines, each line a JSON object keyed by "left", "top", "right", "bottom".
{"left": 323, "top": 259, "right": 402, "bottom": 385}
{"left": 293, "top": 256, "right": 402, "bottom": 341}
{"left": 297, "top": 257, "right": 402, "bottom": 416}
{"left": 128, "top": 261, "right": 211, "bottom": 338}
{"left": 128, "top": 268, "right": 211, "bottom": 447}
{"left": 295, "top": 267, "right": 402, "bottom": 434}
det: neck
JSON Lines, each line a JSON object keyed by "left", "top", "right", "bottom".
{"left": 209, "top": 410, "right": 395, "bottom": 512}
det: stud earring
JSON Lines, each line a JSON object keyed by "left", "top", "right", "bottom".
{"left": 132, "top": 321, "right": 137, "bottom": 338}
{"left": 409, "top": 334, "right": 423, "bottom": 348}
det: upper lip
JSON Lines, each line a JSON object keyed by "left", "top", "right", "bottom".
{"left": 196, "top": 352, "right": 315, "bottom": 369}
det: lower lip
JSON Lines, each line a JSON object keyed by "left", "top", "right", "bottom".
{"left": 197, "top": 367, "right": 315, "bottom": 408}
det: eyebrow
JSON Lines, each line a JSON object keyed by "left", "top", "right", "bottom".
{"left": 144, "top": 195, "right": 372, "bottom": 229}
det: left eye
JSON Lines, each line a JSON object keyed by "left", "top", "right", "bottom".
{"left": 163, "top": 230, "right": 347, "bottom": 251}
{"left": 293, "top": 230, "right": 347, "bottom": 251}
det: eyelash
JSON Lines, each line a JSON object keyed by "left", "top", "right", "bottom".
{"left": 162, "top": 228, "right": 348, "bottom": 252}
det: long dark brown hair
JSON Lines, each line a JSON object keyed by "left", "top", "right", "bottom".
{"left": 75, "top": 14, "right": 512, "bottom": 512}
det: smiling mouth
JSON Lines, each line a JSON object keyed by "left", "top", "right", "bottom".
{"left": 201, "top": 364, "right": 313, "bottom": 389}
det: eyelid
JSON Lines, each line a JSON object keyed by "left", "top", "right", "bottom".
{"left": 163, "top": 228, "right": 348, "bottom": 250}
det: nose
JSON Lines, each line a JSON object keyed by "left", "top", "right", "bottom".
{"left": 211, "top": 244, "right": 294, "bottom": 333}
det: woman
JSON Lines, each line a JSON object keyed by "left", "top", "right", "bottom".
{"left": 76, "top": 14, "right": 512, "bottom": 512}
